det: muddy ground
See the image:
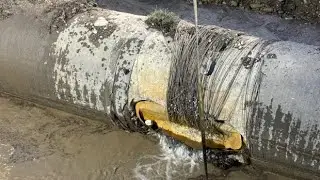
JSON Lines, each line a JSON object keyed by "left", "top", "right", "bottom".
{"left": 2, "top": 0, "right": 320, "bottom": 47}
{"left": 0, "top": 97, "right": 295, "bottom": 179}
{"left": 97, "top": 0, "right": 320, "bottom": 46}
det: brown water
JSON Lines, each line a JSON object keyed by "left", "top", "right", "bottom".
{"left": 0, "top": 97, "right": 294, "bottom": 180}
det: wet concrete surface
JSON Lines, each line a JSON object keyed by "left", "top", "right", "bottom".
{"left": 0, "top": 97, "right": 296, "bottom": 179}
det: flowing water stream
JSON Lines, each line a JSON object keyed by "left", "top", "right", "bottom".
{"left": 0, "top": 97, "right": 294, "bottom": 179}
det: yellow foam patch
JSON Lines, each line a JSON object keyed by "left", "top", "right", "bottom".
{"left": 135, "top": 101, "right": 243, "bottom": 150}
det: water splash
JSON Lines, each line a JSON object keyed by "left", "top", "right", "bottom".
{"left": 134, "top": 134, "right": 203, "bottom": 180}
{"left": 0, "top": 144, "right": 15, "bottom": 180}
{"left": 134, "top": 132, "right": 245, "bottom": 179}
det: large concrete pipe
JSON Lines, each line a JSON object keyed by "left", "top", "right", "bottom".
{"left": 0, "top": 1, "right": 319, "bottom": 178}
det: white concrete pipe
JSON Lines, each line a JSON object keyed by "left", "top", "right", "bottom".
{"left": 0, "top": 1, "right": 320, "bottom": 178}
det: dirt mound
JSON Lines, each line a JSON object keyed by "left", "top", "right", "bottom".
{"left": 0, "top": 0, "right": 14, "bottom": 20}
{"left": 200, "top": 0, "right": 320, "bottom": 23}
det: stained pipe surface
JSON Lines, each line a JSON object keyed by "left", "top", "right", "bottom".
{"left": 0, "top": 4, "right": 319, "bottom": 178}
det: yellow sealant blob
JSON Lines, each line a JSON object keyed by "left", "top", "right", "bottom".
{"left": 135, "top": 101, "right": 243, "bottom": 150}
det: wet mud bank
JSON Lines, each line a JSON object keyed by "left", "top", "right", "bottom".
{"left": 0, "top": 0, "right": 320, "bottom": 179}
{"left": 97, "top": 0, "right": 320, "bottom": 47}
{"left": 198, "top": 0, "right": 320, "bottom": 23}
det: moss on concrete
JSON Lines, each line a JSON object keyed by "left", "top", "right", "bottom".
{"left": 145, "top": 9, "right": 179, "bottom": 37}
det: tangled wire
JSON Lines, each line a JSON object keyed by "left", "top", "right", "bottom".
{"left": 167, "top": 25, "right": 270, "bottom": 136}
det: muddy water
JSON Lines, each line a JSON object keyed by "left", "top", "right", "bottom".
{"left": 0, "top": 97, "right": 293, "bottom": 180}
